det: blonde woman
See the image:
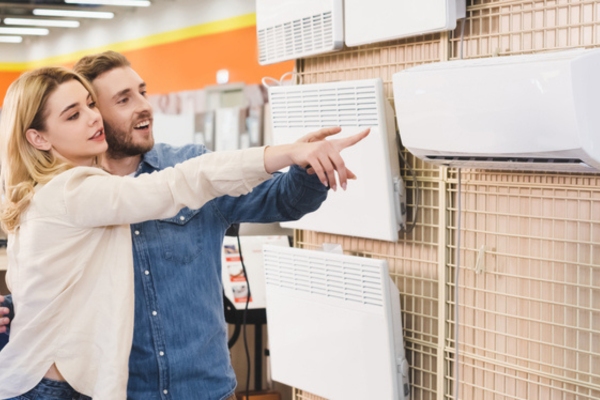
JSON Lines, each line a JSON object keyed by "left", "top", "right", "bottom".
{"left": 0, "top": 67, "right": 367, "bottom": 400}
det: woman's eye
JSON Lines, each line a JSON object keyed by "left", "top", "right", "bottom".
{"left": 88, "top": 101, "right": 97, "bottom": 109}
{"left": 67, "top": 112, "right": 79, "bottom": 121}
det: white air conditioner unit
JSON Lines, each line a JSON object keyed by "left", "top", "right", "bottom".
{"left": 263, "top": 245, "right": 411, "bottom": 400}
{"left": 344, "top": 0, "right": 466, "bottom": 47}
{"left": 268, "top": 78, "right": 406, "bottom": 242}
{"left": 392, "top": 48, "right": 600, "bottom": 172}
{"left": 256, "top": 0, "right": 344, "bottom": 65}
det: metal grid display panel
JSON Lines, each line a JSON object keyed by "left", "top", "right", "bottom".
{"left": 291, "top": 1, "right": 600, "bottom": 399}
{"left": 450, "top": 173, "right": 600, "bottom": 399}
{"left": 450, "top": 0, "right": 600, "bottom": 59}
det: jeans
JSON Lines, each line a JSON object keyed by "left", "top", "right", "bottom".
{"left": 6, "top": 378, "right": 91, "bottom": 400}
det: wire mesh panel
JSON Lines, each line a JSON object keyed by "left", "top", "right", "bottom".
{"left": 451, "top": 0, "right": 600, "bottom": 59}
{"left": 450, "top": 172, "right": 600, "bottom": 400}
{"left": 290, "top": 1, "right": 600, "bottom": 399}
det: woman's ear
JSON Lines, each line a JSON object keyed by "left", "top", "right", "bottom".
{"left": 25, "top": 129, "right": 52, "bottom": 151}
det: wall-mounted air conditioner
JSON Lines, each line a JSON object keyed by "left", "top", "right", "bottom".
{"left": 392, "top": 48, "right": 600, "bottom": 172}
{"left": 268, "top": 78, "right": 406, "bottom": 242}
{"left": 344, "top": 0, "right": 466, "bottom": 47}
{"left": 256, "top": 0, "right": 343, "bottom": 65}
{"left": 263, "top": 245, "right": 411, "bottom": 400}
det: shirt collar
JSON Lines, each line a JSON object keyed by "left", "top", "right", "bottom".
{"left": 138, "top": 146, "right": 160, "bottom": 173}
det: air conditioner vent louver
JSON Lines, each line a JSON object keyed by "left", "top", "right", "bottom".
{"left": 258, "top": 11, "right": 334, "bottom": 65}
{"left": 263, "top": 250, "right": 385, "bottom": 307}
{"left": 428, "top": 156, "right": 592, "bottom": 167}
{"left": 270, "top": 85, "right": 379, "bottom": 129}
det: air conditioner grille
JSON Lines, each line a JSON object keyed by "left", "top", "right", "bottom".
{"left": 258, "top": 11, "right": 334, "bottom": 64}
{"left": 270, "top": 84, "right": 379, "bottom": 128}
{"left": 264, "top": 251, "right": 385, "bottom": 307}
{"left": 427, "top": 155, "right": 592, "bottom": 168}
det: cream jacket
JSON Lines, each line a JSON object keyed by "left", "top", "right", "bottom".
{"left": 0, "top": 147, "right": 271, "bottom": 399}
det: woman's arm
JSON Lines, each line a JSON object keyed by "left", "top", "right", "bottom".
{"left": 59, "top": 128, "right": 368, "bottom": 228}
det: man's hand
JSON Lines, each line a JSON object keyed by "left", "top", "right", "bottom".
{"left": 264, "top": 127, "right": 369, "bottom": 191}
{"left": 0, "top": 295, "right": 11, "bottom": 334}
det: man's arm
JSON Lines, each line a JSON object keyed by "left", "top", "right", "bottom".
{"left": 212, "top": 127, "right": 366, "bottom": 225}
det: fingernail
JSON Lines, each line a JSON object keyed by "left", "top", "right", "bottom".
{"left": 332, "top": 184, "right": 337, "bottom": 191}
{"left": 342, "top": 182, "right": 347, "bottom": 190}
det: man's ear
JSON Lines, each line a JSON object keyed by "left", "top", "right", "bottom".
{"left": 25, "top": 129, "right": 52, "bottom": 151}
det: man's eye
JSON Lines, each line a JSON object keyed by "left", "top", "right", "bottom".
{"left": 140, "top": 91, "right": 147, "bottom": 97}
{"left": 118, "top": 98, "right": 129, "bottom": 104}
{"left": 67, "top": 112, "right": 79, "bottom": 121}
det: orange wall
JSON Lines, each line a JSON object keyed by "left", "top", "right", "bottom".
{"left": 124, "top": 25, "right": 294, "bottom": 95}
{"left": 0, "top": 71, "right": 22, "bottom": 105}
{"left": 0, "top": 24, "right": 293, "bottom": 101}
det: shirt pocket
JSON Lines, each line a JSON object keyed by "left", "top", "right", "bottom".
{"left": 156, "top": 207, "right": 204, "bottom": 264}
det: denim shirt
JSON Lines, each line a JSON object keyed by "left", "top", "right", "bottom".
{"left": 126, "top": 143, "right": 327, "bottom": 400}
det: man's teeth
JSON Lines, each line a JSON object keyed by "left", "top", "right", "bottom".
{"left": 135, "top": 120, "right": 150, "bottom": 129}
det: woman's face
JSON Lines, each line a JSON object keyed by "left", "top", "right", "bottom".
{"left": 34, "top": 79, "right": 107, "bottom": 166}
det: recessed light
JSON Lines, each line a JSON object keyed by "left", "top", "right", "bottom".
{"left": 64, "top": 0, "right": 151, "bottom": 6}
{"left": 0, "top": 27, "right": 49, "bottom": 36}
{"left": 3, "top": 18, "right": 80, "bottom": 28}
{"left": 33, "top": 9, "right": 115, "bottom": 19}
{"left": 0, "top": 36, "right": 23, "bottom": 43}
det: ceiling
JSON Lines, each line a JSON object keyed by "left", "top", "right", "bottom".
{"left": 0, "top": 1, "right": 155, "bottom": 44}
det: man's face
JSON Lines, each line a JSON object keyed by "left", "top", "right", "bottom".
{"left": 92, "top": 66, "right": 154, "bottom": 159}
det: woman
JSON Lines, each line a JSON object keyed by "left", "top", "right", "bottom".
{"left": 0, "top": 67, "right": 367, "bottom": 399}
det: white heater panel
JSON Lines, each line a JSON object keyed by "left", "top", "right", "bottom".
{"left": 344, "top": 0, "right": 466, "bottom": 47}
{"left": 256, "top": 0, "right": 343, "bottom": 65}
{"left": 268, "top": 78, "right": 405, "bottom": 242}
{"left": 263, "top": 245, "right": 410, "bottom": 400}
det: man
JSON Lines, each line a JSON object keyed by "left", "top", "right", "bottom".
{"left": 0, "top": 51, "right": 360, "bottom": 399}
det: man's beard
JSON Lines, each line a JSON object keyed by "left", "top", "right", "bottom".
{"left": 104, "top": 120, "right": 154, "bottom": 160}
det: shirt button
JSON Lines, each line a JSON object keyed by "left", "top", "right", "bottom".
{"left": 145, "top": 270, "right": 150, "bottom": 275}
{"left": 134, "top": 230, "right": 140, "bottom": 235}
{"left": 163, "top": 389, "right": 168, "bottom": 394}
{"left": 152, "top": 311, "right": 157, "bottom": 316}
{"left": 159, "top": 351, "right": 165, "bottom": 356}
{"left": 179, "top": 216, "right": 185, "bottom": 221}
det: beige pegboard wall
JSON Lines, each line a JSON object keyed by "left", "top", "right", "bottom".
{"left": 292, "top": 1, "right": 600, "bottom": 400}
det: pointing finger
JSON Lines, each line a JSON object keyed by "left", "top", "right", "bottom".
{"left": 297, "top": 126, "right": 342, "bottom": 143}
{"left": 334, "top": 128, "right": 370, "bottom": 150}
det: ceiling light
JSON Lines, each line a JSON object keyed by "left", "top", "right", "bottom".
{"left": 33, "top": 9, "right": 115, "bottom": 19}
{"left": 64, "top": 0, "right": 151, "bottom": 6}
{"left": 3, "top": 18, "right": 80, "bottom": 28}
{"left": 0, "top": 35, "right": 23, "bottom": 43}
{"left": 0, "top": 27, "right": 49, "bottom": 36}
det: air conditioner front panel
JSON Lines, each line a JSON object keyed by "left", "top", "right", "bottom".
{"left": 393, "top": 49, "right": 600, "bottom": 172}
{"left": 256, "top": 0, "right": 343, "bottom": 65}
{"left": 345, "top": 0, "right": 459, "bottom": 46}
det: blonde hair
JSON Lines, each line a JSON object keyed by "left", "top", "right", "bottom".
{"left": 0, "top": 67, "right": 98, "bottom": 233}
